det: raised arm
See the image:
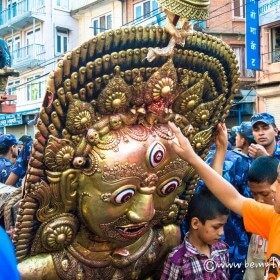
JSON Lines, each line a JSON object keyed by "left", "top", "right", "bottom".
{"left": 210, "top": 123, "right": 228, "bottom": 175}
{"left": 168, "top": 121, "right": 247, "bottom": 216}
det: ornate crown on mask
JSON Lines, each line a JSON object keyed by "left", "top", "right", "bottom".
{"left": 13, "top": 26, "right": 239, "bottom": 261}
{"left": 157, "top": 0, "right": 211, "bottom": 20}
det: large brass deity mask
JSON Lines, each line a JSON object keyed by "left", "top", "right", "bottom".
{"left": 13, "top": 26, "right": 239, "bottom": 279}
{"left": 78, "top": 126, "right": 187, "bottom": 244}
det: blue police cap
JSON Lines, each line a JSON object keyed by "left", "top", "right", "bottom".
{"left": 237, "top": 121, "right": 254, "bottom": 140}
{"left": 0, "top": 134, "right": 18, "bottom": 147}
{"left": 251, "top": 113, "right": 275, "bottom": 127}
{"left": 231, "top": 126, "right": 239, "bottom": 138}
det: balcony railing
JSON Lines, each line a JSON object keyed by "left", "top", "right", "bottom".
{"left": 11, "top": 44, "right": 45, "bottom": 71}
{"left": 272, "top": 49, "right": 280, "bottom": 63}
{"left": 0, "top": 0, "right": 45, "bottom": 26}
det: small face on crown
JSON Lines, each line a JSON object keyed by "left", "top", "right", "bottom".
{"left": 77, "top": 125, "right": 187, "bottom": 245}
{"left": 109, "top": 115, "right": 123, "bottom": 130}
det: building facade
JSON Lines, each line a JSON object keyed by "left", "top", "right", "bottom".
{"left": 1, "top": 0, "right": 261, "bottom": 138}
{"left": 205, "top": 0, "right": 257, "bottom": 127}
{"left": 255, "top": 0, "right": 280, "bottom": 127}
{"left": 71, "top": 0, "right": 123, "bottom": 44}
{"left": 0, "top": 0, "right": 78, "bottom": 137}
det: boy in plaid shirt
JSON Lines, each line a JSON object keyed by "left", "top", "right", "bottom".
{"left": 161, "top": 188, "right": 230, "bottom": 280}
{"left": 168, "top": 121, "right": 280, "bottom": 280}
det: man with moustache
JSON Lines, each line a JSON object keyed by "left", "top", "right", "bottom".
{"left": 248, "top": 113, "right": 280, "bottom": 160}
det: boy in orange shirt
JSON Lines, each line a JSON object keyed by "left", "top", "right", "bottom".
{"left": 243, "top": 156, "right": 279, "bottom": 280}
{"left": 168, "top": 121, "right": 280, "bottom": 280}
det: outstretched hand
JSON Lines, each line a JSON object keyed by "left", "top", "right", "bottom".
{"left": 168, "top": 122, "right": 246, "bottom": 217}
{"left": 168, "top": 121, "right": 197, "bottom": 163}
{"left": 214, "top": 123, "right": 228, "bottom": 151}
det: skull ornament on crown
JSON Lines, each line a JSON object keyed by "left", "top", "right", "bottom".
{"left": 13, "top": 24, "right": 239, "bottom": 279}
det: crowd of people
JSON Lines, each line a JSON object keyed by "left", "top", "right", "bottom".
{"left": 163, "top": 112, "right": 280, "bottom": 280}
{"left": 0, "top": 133, "right": 33, "bottom": 279}
{"left": 1, "top": 112, "right": 280, "bottom": 279}
{"left": 0, "top": 134, "right": 33, "bottom": 188}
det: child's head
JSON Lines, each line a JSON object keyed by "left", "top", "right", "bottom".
{"left": 187, "top": 188, "right": 229, "bottom": 245}
{"left": 248, "top": 156, "right": 279, "bottom": 205}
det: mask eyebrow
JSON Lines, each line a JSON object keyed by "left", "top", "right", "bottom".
{"left": 102, "top": 162, "right": 147, "bottom": 183}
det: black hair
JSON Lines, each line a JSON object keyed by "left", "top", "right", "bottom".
{"left": 248, "top": 156, "right": 279, "bottom": 185}
{"left": 18, "top": 135, "right": 33, "bottom": 144}
{"left": 228, "top": 135, "right": 236, "bottom": 147}
{"left": 0, "top": 145, "right": 11, "bottom": 155}
{"left": 187, "top": 188, "right": 229, "bottom": 224}
{"left": 239, "top": 133, "right": 256, "bottom": 146}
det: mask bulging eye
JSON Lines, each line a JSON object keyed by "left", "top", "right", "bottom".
{"left": 160, "top": 179, "right": 180, "bottom": 195}
{"left": 148, "top": 142, "right": 166, "bottom": 168}
{"left": 114, "top": 188, "right": 135, "bottom": 205}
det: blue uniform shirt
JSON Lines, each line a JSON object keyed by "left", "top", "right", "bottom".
{"left": 10, "top": 140, "right": 33, "bottom": 187}
{"left": 273, "top": 142, "right": 280, "bottom": 160}
{"left": 0, "top": 157, "right": 13, "bottom": 184}
{"left": 195, "top": 147, "right": 253, "bottom": 280}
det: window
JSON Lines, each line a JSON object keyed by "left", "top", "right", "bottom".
{"left": 134, "top": 0, "right": 158, "bottom": 21}
{"left": 193, "top": 21, "right": 206, "bottom": 31}
{"left": 92, "top": 13, "right": 112, "bottom": 36}
{"left": 26, "top": 28, "right": 41, "bottom": 45}
{"left": 233, "top": 0, "right": 245, "bottom": 18}
{"left": 27, "top": 75, "right": 43, "bottom": 101}
{"left": 7, "top": 80, "right": 20, "bottom": 96}
{"left": 232, "top": 46, "right": 255, "bottom": 77}
{"left": 7, "top": 80, "right": 19, "bottom": 104}
{"left": 272, "top": 26, "right": 280, "bottom": 63}
{"left": 232, "top": 46, "right": 243, "bottom": 73}
{"left": 7, "top": 36, "right": 20, "bottom": 60}
{"left": 133, "top": 0, "right": 163, "bottom": 26}
{"left": 232, "top": 46, "right": 253, "bottom": 78}
{"left": 38, "top": 0, "right": 44, "bottom": 8}
{"left": 7, "top": 0, "right": 17, "bottom": 19}
{"left": 56, "top": 0, "right": 69, "bottom": 9}
{"left": 26, "top": 28, "right": 41, "bottom": 56}
{"left": 56, "top": 29, "right": 68, "bottom": 54}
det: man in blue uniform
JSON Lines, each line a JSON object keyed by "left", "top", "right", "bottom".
{"left": 0, "top": 134, "right": 18, "bottom": 184}
{"left": 5, "top": 116, "right": 36, "bottom": 187}
{"left": 249, "top": 112, "right": 280, "bottom": 160}
{"left": 5, "top": 137, "right": 33, "bottom": 187}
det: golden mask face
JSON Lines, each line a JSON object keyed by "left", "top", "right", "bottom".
{"left": 13, "top": 26, "right": 240, "bottom": 267}
{"left": 77, "top": 125, "right": 187, "bottom": 244}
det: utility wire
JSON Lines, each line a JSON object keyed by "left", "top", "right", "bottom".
{"left": 7, "top": 0, "right": 261, "bottom": 92}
